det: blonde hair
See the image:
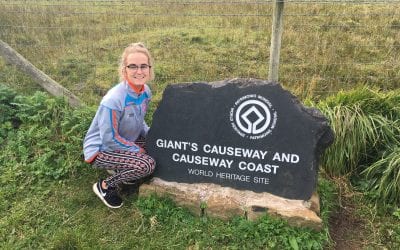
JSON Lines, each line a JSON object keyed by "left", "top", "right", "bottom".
{"left": 118, "top": 42, "right": 155, "bottom": 82}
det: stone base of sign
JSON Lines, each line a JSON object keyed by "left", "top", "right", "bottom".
{"left": 139, "top": 178, "right": 322, "bottom": 231}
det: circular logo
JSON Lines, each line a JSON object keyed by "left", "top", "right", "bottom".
{"left": 229, "top": 94, "right": 277, "bottom": 139}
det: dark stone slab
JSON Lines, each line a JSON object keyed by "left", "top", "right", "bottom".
{"left": 146, "top": 78, "right": 334, "bottom": 200}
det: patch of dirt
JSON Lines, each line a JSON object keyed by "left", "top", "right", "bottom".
{"left": 329, "top": 198, "right": 365, "bottom": 249}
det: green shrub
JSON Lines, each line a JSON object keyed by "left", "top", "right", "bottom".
{"left": 0, "top": 86, "right": 95, "bottom": 180}
{"left": 0, "top": 85, "right": 20, "bottom": 145}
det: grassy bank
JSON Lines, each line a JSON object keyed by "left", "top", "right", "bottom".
{"left": 0, "top": 85, "right": 334, "bottom": 248}
{"left": 1, "top": 84, "right": 399, "bottom": 248}
{"left": 0, "top": 170, "right": 335, "bottom": 249}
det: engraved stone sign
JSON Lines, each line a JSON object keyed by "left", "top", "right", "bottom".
{"left": 146, "top": 78, "right": 334, "bottom": 200}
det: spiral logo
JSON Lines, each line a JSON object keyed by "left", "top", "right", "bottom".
{"left": 230, "top": 94, "right": 277, "bottom": 139}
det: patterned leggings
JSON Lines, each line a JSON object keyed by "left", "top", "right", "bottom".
{"left": 92, "top": 139, "right": 155, "bottom": 188}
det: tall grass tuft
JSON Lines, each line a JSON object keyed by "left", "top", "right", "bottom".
{"left": 311, "top": 87, "right": 400, "bottom": 204}
{"left": 317, "top": 104, "right": 374, "bottom": 176}
{"left": 362, "top": 147, "right": 400, "bottom": 205}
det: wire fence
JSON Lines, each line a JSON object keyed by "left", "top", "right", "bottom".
{"left": 1, "top": 0, "right": 399, "bottom": 103}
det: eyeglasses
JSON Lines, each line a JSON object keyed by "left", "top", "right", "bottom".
{"left": 126, "top": 64, "right": 151, "bottom": 71}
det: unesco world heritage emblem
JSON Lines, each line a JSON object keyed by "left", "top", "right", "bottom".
{"left": 230, "top": 94, "right": 277, "bottom": 140}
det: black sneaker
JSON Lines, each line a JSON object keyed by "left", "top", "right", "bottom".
{"left": 92, "top": 179, "right": 123, "bottom": 208}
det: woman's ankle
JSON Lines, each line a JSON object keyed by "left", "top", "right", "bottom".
{"left": 101, "top": 180, "right": 108, "bottom": 190}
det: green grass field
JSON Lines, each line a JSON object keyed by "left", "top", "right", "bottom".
{"left": 1, "top": 1, "right": 400, "bottom": 249}
{"left": 1, "top": 0, "right": 400, "bottom": 104}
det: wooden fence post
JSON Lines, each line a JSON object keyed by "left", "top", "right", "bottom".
{"left": 0, "top": 39, "right": 82, "bottom": 108}
{"left": 268, "top": 0, "right": 285, "bottom": 82}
